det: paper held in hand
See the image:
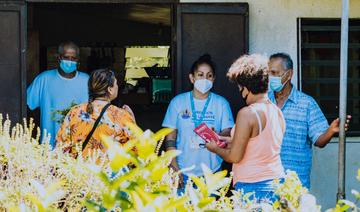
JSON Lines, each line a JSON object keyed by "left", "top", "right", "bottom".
{"left": 194, "top": 123, "right": 227, "bottom": 148}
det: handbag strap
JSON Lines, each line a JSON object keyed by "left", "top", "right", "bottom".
{"left": 82, "top": 103, "right": 111, "bottom": 151}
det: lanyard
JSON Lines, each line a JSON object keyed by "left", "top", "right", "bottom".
{"left": 190, "top": 92, "right": 212, "bottom": 127}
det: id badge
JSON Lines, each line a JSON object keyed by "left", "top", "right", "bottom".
{"left": 190, "top": 134, "right": 204, "bottom": 150}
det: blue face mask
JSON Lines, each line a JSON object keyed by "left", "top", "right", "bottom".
{"left": 60, "top": 60, "right": 77, "bottom": 73}
{"left": 269, "top": 72, "right": 289, "bottom": 92}
{"left": 194, "top": 79, "right": 213, "bottom": 94}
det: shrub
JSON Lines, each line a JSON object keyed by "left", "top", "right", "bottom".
{"left": 0, "top": 114, "right": 322, "bottom": 211}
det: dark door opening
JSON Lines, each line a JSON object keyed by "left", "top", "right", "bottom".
{"left": 26, "top": 3, "right": 174, "bottom": 132}
{"left": 0, "top": 3, "right": 26, "bottom": 124}
{"left": 177, "top": 3, "right": 249, "bottom": 115}
{"left": 25, "top": 2, "right": 248, "bottom": 135}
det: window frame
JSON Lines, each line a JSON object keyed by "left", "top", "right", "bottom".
{"left": 298, "top": 18, "right": 360, "bottom": 136}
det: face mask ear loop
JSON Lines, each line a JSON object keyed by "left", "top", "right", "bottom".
{"left": 281, "top": 71, "right": 290, "bottom": 86}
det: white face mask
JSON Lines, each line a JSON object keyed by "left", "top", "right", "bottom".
{"left": 194, "top": 79, "right": 213, "bottom": 94}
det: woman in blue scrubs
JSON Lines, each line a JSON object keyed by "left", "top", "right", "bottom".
{"left": 162, "top": 54, "right": 234, "bottom": 193}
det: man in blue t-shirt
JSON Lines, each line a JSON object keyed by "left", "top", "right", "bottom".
{"left": 27, "top": 41, "right": 89, "bottom": 148}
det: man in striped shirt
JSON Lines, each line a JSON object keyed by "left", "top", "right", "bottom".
{"left": 268, "top": 53, "right": 350, "bottom": 189}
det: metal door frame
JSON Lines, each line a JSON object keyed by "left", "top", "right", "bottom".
{"left": 0, "top": 2, "right": 27, "bottom": 120}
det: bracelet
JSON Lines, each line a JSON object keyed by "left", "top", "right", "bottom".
{"left": 164, "top": 140, "right": 176, "bottom": 149}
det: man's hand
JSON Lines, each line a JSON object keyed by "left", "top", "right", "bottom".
{"left": 329, "top": 115, "right": 351, "bottom": 134}
{"left": 316, "top": 115, "right": 352, "bottom": 148}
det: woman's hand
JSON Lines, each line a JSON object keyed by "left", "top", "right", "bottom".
{"left": 206, "top": 136, "right": 231, "bottom": 152}
{"left": 169, "top": 164, "right": 184, "bottom": 188}
{"left": 205, "top": 139, "right": 219, "bottom": 153}
{"left": 218, "top": 136, "right": 231, "bottom": 144}
{"left": 205, "top": 140, "right": 217, "bottom": 153}
{"left": 177, "top": 172, "right": 185, "bottom": 188}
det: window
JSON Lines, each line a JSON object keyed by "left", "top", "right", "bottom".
{"left": 124, "top": 46, "right": 171, "bottom": 103}
{"left": 299, "top": 19, "right": 360, "bottom": 135}
{"left": 124, "top": 46, "right": 170, "bottom": 83}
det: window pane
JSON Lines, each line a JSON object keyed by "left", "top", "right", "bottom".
{"left": 300, "top": 19, "right": 360, "bottom": 134}
{"left": 302, "top": 65, "right": 340, "bottom": 78}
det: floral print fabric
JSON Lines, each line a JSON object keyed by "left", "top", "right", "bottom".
{"left": 56, "top": 100, "right": 134, "bottom": 157}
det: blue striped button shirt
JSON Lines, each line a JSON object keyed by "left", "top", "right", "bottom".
{"left": 268, "top": 85, "right": 329, "bottom": 188}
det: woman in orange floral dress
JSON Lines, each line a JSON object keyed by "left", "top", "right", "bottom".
{"left": 56, "top": 68, "right": 135, "bottom": 158}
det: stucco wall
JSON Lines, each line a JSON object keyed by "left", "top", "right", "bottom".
{"left": 311, "top": 141, "right": 360, "bottom": 210}
{"left": 181, "top": 0, "right": 360, "bottom": 86}
{"left": 181, "top": 0, "right": 360, "bottom": 210}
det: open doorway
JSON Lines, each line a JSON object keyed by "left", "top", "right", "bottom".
{"left": 27, "top": 3, "right": 174, "bottom": 132}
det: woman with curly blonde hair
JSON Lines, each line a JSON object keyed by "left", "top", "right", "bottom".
{"left": 206, "top": 54, "right": 285, "bottom": 203}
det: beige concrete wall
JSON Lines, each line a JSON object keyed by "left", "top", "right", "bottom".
{"left": 180, "top": 0, "right": 360, "bottom": 86}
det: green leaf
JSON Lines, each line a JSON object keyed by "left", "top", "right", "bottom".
{"left": 150, "top": 166, "right": 169, "bottom": 182}
{"left": 127, "top": 123, "right": 145, "bottom": 140}
{"left": 110, "top": 153, "right": 132, "bottom": 172}
{"left": 98, "top": 172, "right": 111, "bottom": 186}
{"left": 190, "top": 176, "right": 208, "bottom": 197}
{"left": 115, "top": 190, "right": 133, "bottom": 209}
{"left": 152, "top": 128, "right": 173, "bottom": 142}
{"left": 26, "top": 194, "right": 45, "bottom": 212}
{"left": 84, "top": 199, "right": 107, "bottom": 212}
{"left": 103, "top": 192, "right": 116, "bottom": 209}
{"left": 134, "top": 186, "right": 156, "bottom": 204}
{"left": 162, "top": 197, "right": 188, "bottom": 211}
{"left": 110, "top": 170, "right": 138, "bottom": 189}
{"left": 198, "top": 197, "right": 215, "bottom": 208}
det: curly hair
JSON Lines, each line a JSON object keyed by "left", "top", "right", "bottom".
{"left": 227, "top": 54, "right": 269, "bottom": 94}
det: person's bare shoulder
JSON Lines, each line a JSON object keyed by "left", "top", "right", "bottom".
{"left": 236, "top": 106, "right": 257, "bottom": 126}
{"left": 237, "top": 106, "right": 253, "bottom": 118}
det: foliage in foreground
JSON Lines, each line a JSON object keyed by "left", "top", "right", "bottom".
{"left": 0, "top": 114, "right": 327, "bottom": 211}
{"left": 326, "top": 169, "right": 360, "bottom": 212}
{"left": 0, "top": 114, "right": 104, "bottom": 211}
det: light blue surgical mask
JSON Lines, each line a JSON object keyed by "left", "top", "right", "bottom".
{"left": 269, "top": 72, "right": 289, "bottom": 92}
{"left": 194, "top": 79, "right": 213, "bottom": 94}
{"left": 60, "top": 60, "right": 77, "bottom": 73}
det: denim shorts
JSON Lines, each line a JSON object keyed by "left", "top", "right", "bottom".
{"left": 234, "top": 178, "right": 284, "bottom": 203}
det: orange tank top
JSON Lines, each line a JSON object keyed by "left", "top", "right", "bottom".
{"left": 232, "top": 101, "right": 285, "bottom": 184}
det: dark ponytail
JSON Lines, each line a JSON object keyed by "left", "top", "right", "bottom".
{"left": 86, "top": 68, "right": 115, "bottom": 114}
{"left": 190, "top": 54, "right": 216, "bottom": 75}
